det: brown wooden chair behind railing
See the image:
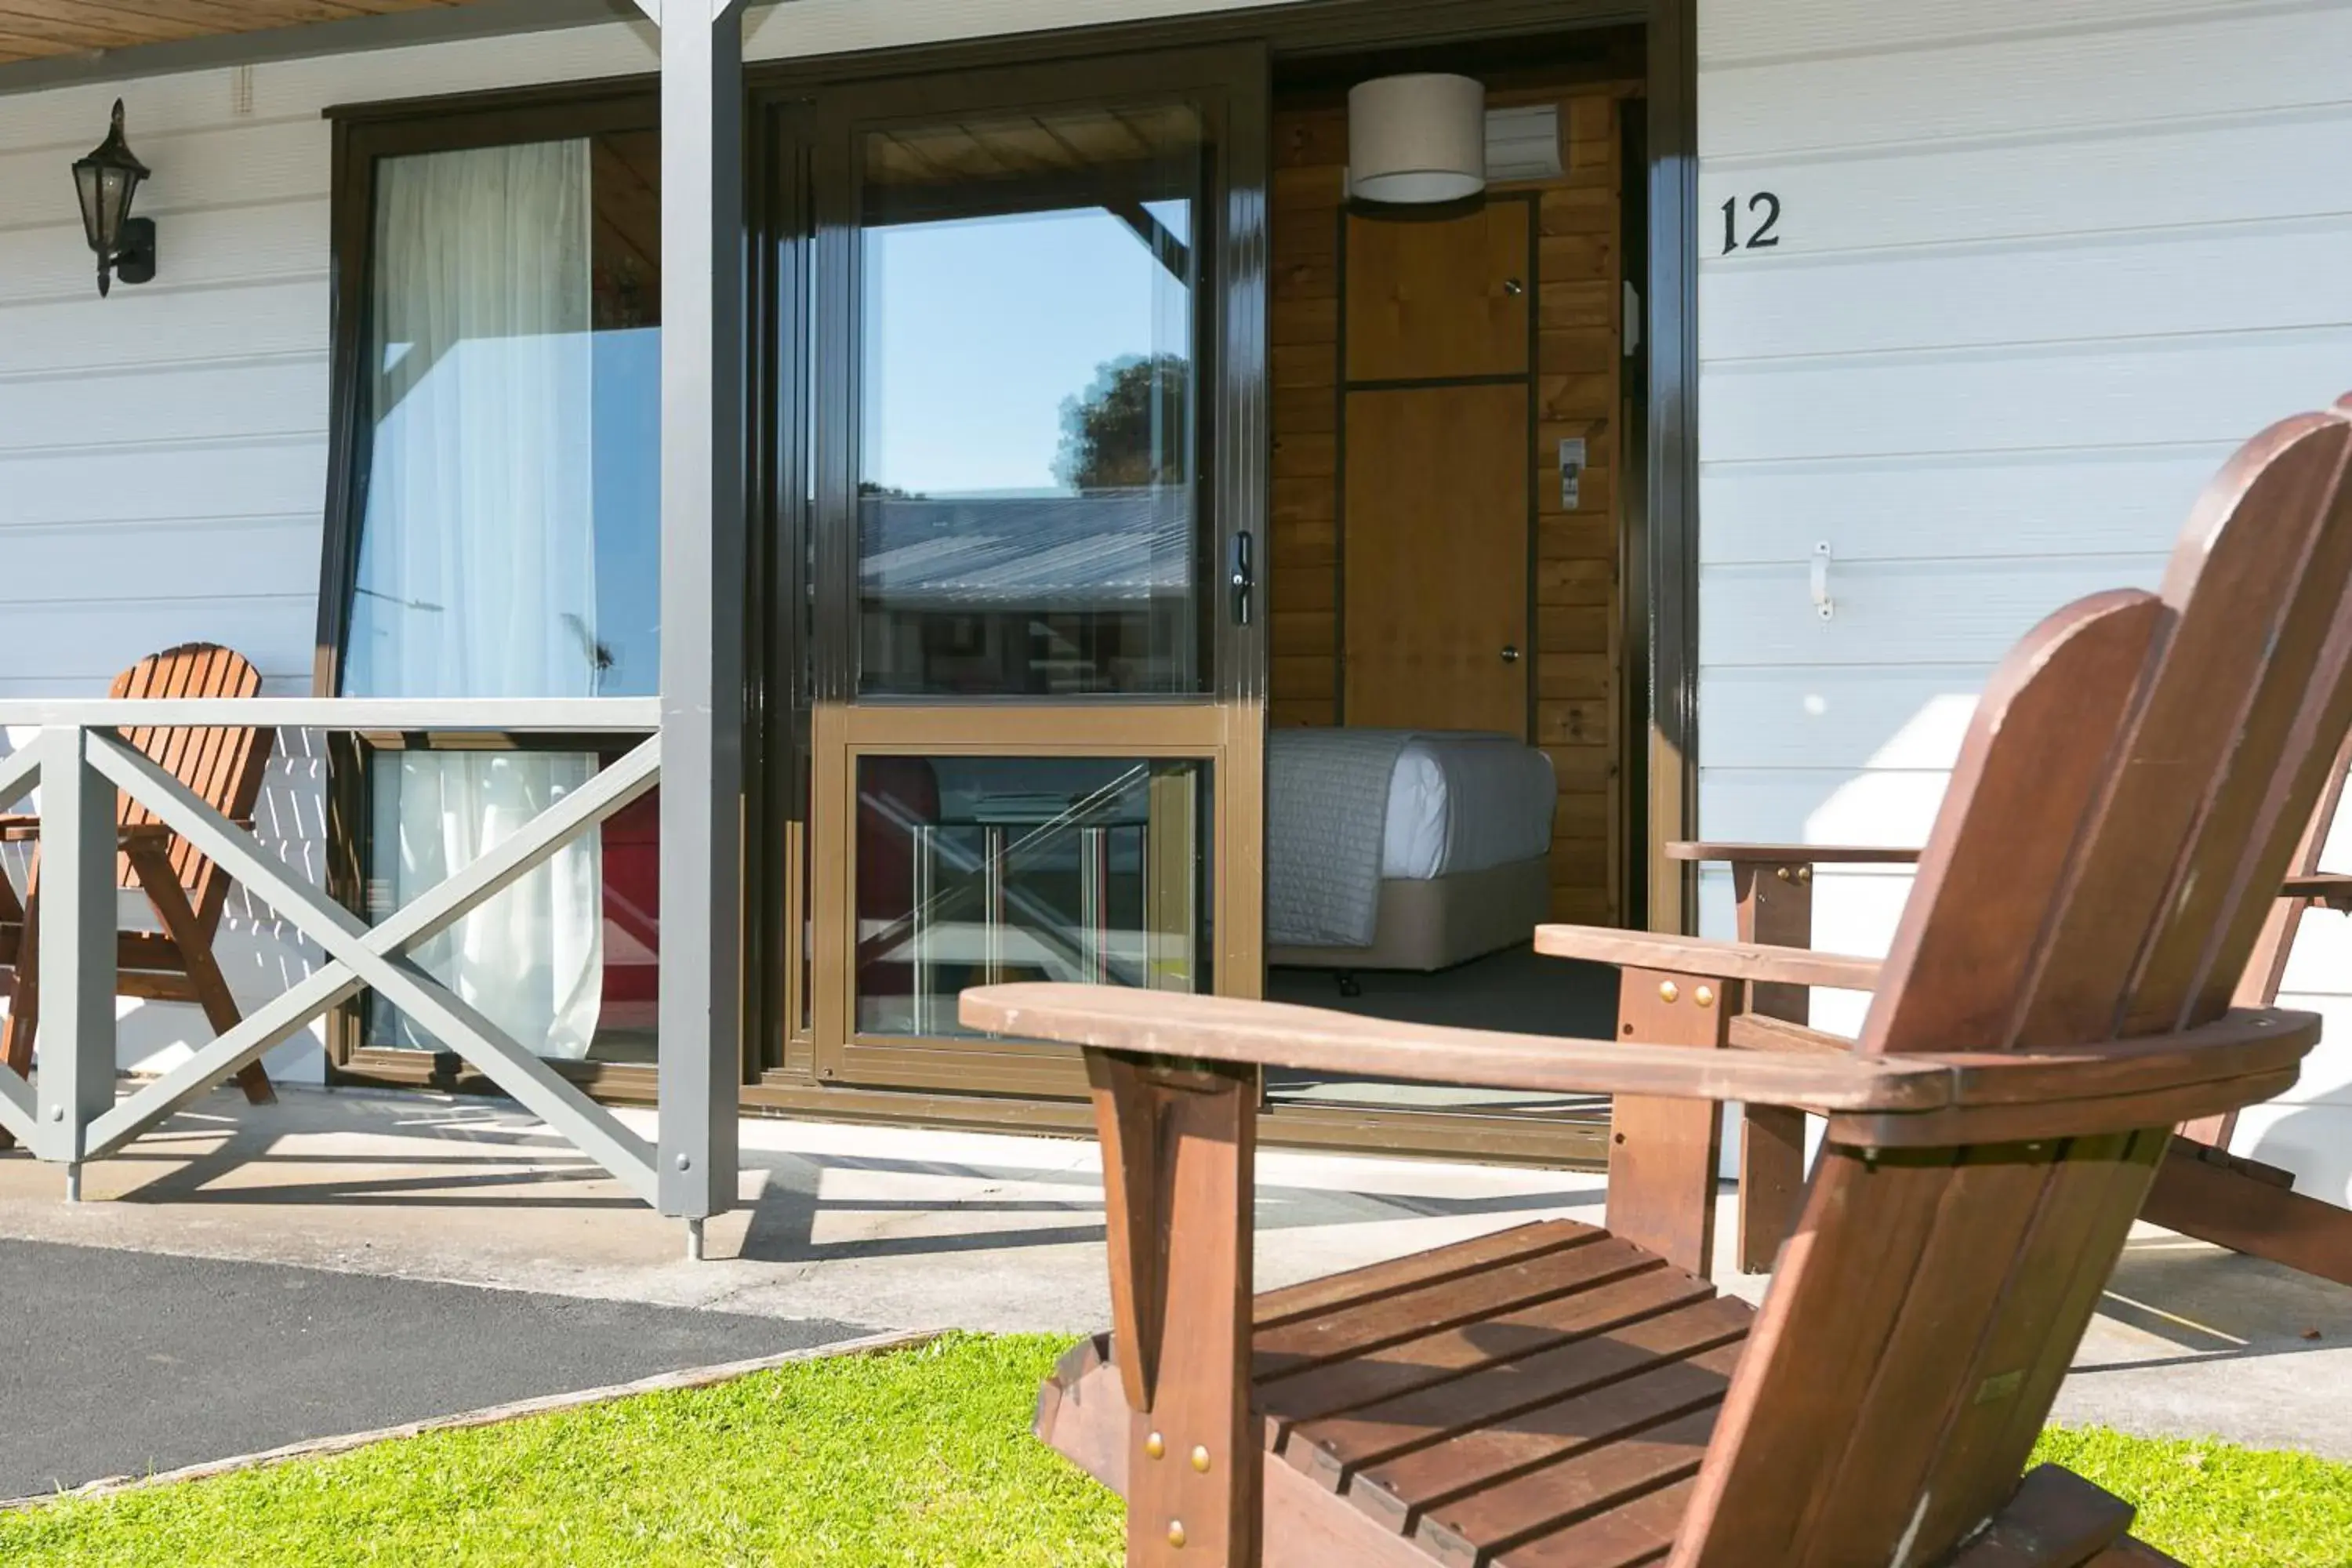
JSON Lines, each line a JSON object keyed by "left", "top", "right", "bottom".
{"left": 963, "top": 399, "right": 2352, "bottom": 1566}
{"left": 0, "top": 644, "right": 278, "bottom": 1151}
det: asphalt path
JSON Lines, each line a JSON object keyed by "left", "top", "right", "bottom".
{"left": 0, "top": 1238, "right": 869, "bottom": 1501}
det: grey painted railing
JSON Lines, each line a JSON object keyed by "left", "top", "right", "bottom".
{"left": 0, "top": 699, "right": 669, "bottom": 1214}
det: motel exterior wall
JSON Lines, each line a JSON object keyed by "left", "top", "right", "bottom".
{"left": 3, "top": 0, "right": 2350, "bottom": 1199}
{"left": 1694, "top": 0, "right": 2352, "bottom": 1201}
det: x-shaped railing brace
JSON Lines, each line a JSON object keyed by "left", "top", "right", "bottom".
{"left": 0, "top": 728, "right": 664, "bottom": 1204}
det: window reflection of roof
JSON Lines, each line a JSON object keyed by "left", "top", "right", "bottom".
{"left": 860, "top": 490, "right": 1195, "bottom": 606}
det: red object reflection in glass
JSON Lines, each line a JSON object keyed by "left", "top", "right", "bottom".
{"left": 601, "top": 790, "right": 661, "bottom": 1033}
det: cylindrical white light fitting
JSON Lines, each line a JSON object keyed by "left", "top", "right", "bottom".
{"left": 1348, "top": 73, "right": 1486, "bottom": 205}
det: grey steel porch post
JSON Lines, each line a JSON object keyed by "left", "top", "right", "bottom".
{"left": 648, "top": 0, "right": 750, "bottom": 1248}
{"left": 41, "top": 727, "right": 118, "bottom": 1199}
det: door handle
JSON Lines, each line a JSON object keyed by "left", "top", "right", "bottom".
{"left": 1501, "top": 645, "right": 1522, "bottom": 664}
{"left": 1230, "top": 532, "right": 1255, "bottom": 627}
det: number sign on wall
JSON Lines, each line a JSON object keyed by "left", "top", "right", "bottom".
{"left": 1720, "top": 192, "right": 1782, "bottom": 254}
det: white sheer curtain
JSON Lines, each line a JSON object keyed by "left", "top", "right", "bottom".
{"left": 349, "top": 140, "right": 604, "bottom": 1062}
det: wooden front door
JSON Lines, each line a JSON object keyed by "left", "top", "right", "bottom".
{"left": 1341, "top": 201, "right": 1534, "bottom": 737}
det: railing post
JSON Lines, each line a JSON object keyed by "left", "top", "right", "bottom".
{"left": 41, "top": 726, "right": 118, "bottom": 1195}
{"left": 654, "top": 0, "right": 750, "bottom": 1251}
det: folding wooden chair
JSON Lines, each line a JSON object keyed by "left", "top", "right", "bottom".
{"left": 0, "top": 644, "right": 278, "bottom": 1151}
{"left": 965, "top": 397, "right": 2352, "bottom": 1566}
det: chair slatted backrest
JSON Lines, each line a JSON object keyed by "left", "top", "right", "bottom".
{"left": 1672, "top": 406, "right": 2352, "bottom": 1568}
{"left": 109, "top": 644, "right": 275, "bottom": 941}
{"left": 2234, "top": 700, "right": 2352, "bottom": 1013}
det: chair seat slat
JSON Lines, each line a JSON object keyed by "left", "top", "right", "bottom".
{"left": 1347, "top": 1317, "right": 1745, "bottom": 1542}
{"left": 1257, "top": 1234, "right": 1657, "bottom": 1383}
{"left": 1494, "top": 1474, "right": 1696, "bottom": 1568}
{"left": 1259, "top": 1245, "right": 1690, "bottom": 1438}
{"left": 1283, "top": 1291, "right": 1745, "bottom": 1497}
{"left": 1424, "top": 1405, "right": 1720, "bottom": 1568}
{"left": 1256, "top": 1221, "right": 1602, "bottom": 1332}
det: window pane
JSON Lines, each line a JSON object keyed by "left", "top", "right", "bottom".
{"left": 363, "top": 752, "right": 659, "bottom": 1065}
{"left": 342, "top": 129, "right": 659, "bottom": 1066}
{"left": 856, "top": 757, "right": 1210, "bottom": 1038}
{"left": 857, "top": 105, "right": 1207, "bottom": 695}
{"left": 344, "top": 129, "right": 661, "bottom": 699}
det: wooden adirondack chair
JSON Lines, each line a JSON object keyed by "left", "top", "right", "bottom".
{"left": 2154, "top": 745, "right": 2352, "bottom": 1283}
{"left": 1645, "top": 400, "right": 2352, "bottom": 1285}
{"left": 959, "top": 399, "right": 2352, "bottom": 1567}
{"left": 1634, "top": 699, "right": 2352, "bottom": 1287}
{"left": 0, "top": 644, "right": 278, "bottom": 1151}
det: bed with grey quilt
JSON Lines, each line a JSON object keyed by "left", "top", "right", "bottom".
{"left": 1266, "top": 728, "right": 1556, "bottom": 971}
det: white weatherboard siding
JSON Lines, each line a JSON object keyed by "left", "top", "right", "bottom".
{"left": 0, "top": 0, "right": 1263, "bottom": 1079}
{"left": 1698, "top": 0, "right": 2352, "bottom": 1200}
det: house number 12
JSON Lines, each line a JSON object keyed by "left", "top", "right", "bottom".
{"left": 1721, "top": 192, "right": 1783, "bottom": 253}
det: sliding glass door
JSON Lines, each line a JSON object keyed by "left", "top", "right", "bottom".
{"left": 792, "top": 49, "right": 1269, "bottom": 1098}
{"left": 326, "top": 96, "right": 666, "bottom": 1081}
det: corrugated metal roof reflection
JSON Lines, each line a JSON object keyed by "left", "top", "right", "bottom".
{"left": 859, "top": 490, "right": 1195, "bottom": 608}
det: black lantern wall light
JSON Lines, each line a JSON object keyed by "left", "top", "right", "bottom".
{"left": 74, "top": 100, "right": 156, "bottom": 298}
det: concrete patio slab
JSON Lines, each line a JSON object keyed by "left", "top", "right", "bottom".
{"left": 2, "top": 1083, "right": 2349, "bottom": 1473}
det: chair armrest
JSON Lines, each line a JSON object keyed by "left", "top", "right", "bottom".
{"left": 0, "top": 814, "right": 36, "bottom": 843}
{"left": 960, "top": 988, "right": 2320, "bottom": 1146}
{"left": 1727, "top": 1014, "right": 1850, "bottom": 1055}
{"left": 1536, "top": 924, "right": 1882, "bottom": 991}
{"left": 2282, "top": 873, "right": 2352, "bottom": 913}
{"left": 1664, "top": 840, "right": 1923, "bottom": 866}
{"left": 959, "top": 984, "right": 1951, "bottom": 1112}
{"left": 1677, "top": 842, "right": 2334, "bottom": 907}
{"left": 1826, "top": 1010, "right": 2318, "bottom": 1146}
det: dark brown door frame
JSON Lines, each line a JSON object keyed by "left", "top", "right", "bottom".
{"left": 795, "top": 43, "right": 1267, "bottom": 714}
{"left": 786, "top": 42, "right": 1271, "bottom": 1100}
{"left": 1644, "top": 0, "right": 1700, "bottom": 937}
{"left": 313, "top": 86, "right": 667, "bottom": 1089}
{"left": 740, "top": 0, "right": 1700, "bottom": 1160}
{"left": 739, "top": 0, "right": 1702, "bottom": 949}
{"left": 305, "top": 0, "right": 1701, "bottom": 1159}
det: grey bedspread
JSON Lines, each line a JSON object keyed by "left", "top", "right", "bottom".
{"left": 1265, "top": 728, "right": 1421, "bottom": 947}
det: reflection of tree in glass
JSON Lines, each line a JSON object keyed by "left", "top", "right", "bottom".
{"left": 1054, "top": 353, "right": 1190, "bottom": 492}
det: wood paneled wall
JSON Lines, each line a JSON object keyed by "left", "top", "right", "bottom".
{"left": 1269, "top": 80, "right": 1635, "bottom": 926}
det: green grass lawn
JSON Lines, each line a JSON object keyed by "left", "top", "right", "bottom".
{"left": 0, "top": 1334, "right": 2344, "bottom": 1567}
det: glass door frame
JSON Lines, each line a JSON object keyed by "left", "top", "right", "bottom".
{"left": 797, "top": 45, "right": 1272, "bottom": 1098}
{"left": 809, "top": 706, "right": 1263, "bottom": 1096}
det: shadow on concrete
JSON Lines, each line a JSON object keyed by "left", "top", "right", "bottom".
{"left": 715, "top": 1151, "right": 1602, "bottom": 1265}
{"left": 2089, "top": 1224, "right": 2352, "bottom": 1363}
{"left": 38, "top": 1095, "right": 1609, "bottom": 1268}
